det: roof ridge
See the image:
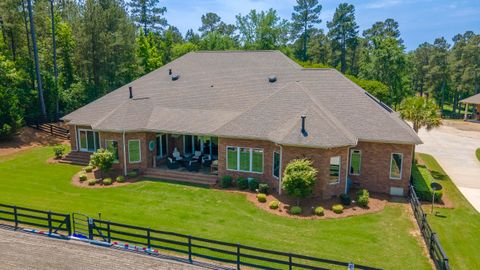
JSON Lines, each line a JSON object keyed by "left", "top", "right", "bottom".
{"left": 295, "top": 82, "right": 358, "bottom": 144}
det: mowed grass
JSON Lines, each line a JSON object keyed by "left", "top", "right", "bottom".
{"left": 417, "top": 153, "right": 480, "bottom": 270}
{"left": 0, "top": 147, "right": 432, "bottom": 269}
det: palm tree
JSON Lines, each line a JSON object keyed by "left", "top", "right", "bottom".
{"left": 399, "top": 96, "right": 442, "bottom": 133}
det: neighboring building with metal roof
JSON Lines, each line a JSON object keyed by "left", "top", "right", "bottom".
{"left": 62, "top": 51, "right": 421, "bottom": 198}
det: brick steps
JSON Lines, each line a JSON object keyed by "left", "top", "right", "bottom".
{"left": 142, "top": 168, "right": 218, "bottom": 186}
{"left": 59, "top": 151, "right": 91, "bottom": 166}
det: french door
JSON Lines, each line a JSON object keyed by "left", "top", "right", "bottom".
{"left": 156, "top": 134, "right": 168, "bottom": 158}
{"left": 78, "top": 129, "right": 100, "bottom": 152}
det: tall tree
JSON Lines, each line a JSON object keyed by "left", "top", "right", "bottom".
{"left": 426, "top": 37, "right": 450, "bottom": 112}
{"left": 327, "top": 3, "right": 358, "bottom": 74}
{"left": 363, "top": 18, "right": 402, "bottom": 44}
{"left": 291, "top": 0, "right": 322, "bottom": 61}
{"left": 49, "top": 0, "right": 59, "bottom": 116}
{"left": 410, "top": 42, "right": 432, "bottom": 97}
{"left": 129, "top": 0, "right": 167, "bottom": 33}
{"left": 198, "top": 12, "right": 221, "bottom": 36}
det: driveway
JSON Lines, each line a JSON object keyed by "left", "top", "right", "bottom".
{"left": 417, "top": 123, "right": 480, "bottom": 212}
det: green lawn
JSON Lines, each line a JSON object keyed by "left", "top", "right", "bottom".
{"left": 0, "top": 146, "right": 432, "bottom": 269}
{"left": 417, "top": 153, "right": 480, "bottom": 270}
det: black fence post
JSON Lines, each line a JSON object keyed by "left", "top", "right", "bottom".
{"left": 13, "top": 206, "right": 18, "bottom": 229}
{"left": 66, "top": 214, "right": 72, "bottom": 236}
{"left": 430, "top": 233, "right": 436, "bottom": 255}
{"left": 47, "top": 211, "right": 52, "bottom": 234}
{"left": 236, "top": 244, "right": 241, "bottom": 270}
{"left": 50, "top": 125, "right": 53, "bottom": 134}
{"left": 289, "top": 253, "right": 292, "bottom": 270}
{"left": 88, "top": 218, "right": 93, "bottom": 240}
{"left": 188, "top": 235, "right": 192, "bottom": 263}
{"left": 147, "top": 228, "right": 151, "bottom": 249}
{"left": 107, "top": 222, "right": 111, "bottom": 243}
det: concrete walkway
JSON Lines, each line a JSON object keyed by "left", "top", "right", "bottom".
{"left": 417, "top": 124, "right": 480, "bottom": 212}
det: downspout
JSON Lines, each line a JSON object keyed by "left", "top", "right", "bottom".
{"left": 122, "top": 130, "right": 127, "bottom": 176}
{"left": 74, "top": 125, "right": 78, "bottom": 151}
{"left": 344, "top": 146, "right": 352, "bottom": 194}
{"left": 278, "top": 144, "right": 283, "bottom": 195}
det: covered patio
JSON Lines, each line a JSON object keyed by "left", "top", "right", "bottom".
{"left": 461, "top": 93, "right": 480, "bottom": 121}
{"left": 153, "top": 133, "right": 219, "bottom": 174}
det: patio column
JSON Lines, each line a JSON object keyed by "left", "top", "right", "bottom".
{"left": 464, "top": 103, "right": 469, "bottom": 120}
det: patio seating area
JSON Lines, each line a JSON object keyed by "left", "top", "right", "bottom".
{"left": 163, "top": 147, "right": 218, "bottom": 174}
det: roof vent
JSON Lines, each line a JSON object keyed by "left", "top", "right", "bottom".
{"left": 268, "top": 75, "right": 277, "bottom": 83}
{"left": 129, "top": 86, "right": 133, "bottom": 99}
{"left": 171, "top": 74, "right": 180, "bottom": 81}
{"left": 301, "top": 115, "right": 308, "bottom": 137}
{"left": 168, "top": 68, "right": 172, "bottom": 75}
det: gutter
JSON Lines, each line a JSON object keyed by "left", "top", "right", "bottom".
{"left": 122, "top": 130, "right": 127, "bottom": 176}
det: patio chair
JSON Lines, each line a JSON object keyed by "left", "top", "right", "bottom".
{"left": 172, "top": 147, "right": 183, "bottom": 161}
{"left": 166, "top": 157, "right": 180, "bottom": 169}
{"left": 202, "top": 154, "right": 212, "bottom": 167}
{"left": 192, "top": 151, "right": 202, "bottom": 161}
{"left": 186, "top": 160, "right": 200, "bottom": 172}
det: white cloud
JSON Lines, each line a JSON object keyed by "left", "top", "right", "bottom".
{"left": 364, "top": 0, "right": 402, "bottom": 9}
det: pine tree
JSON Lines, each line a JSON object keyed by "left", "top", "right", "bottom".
{"left": 291, "top": 0, "right": 322, "bottom": 61}
{"left": 129, "top": 0, "right": 167, "bottom": 33}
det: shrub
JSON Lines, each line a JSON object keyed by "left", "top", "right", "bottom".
{"left": 314, "top": 206, "right": 325, "bottom": 216}
{"left": 220, "top": 175, "right": 233, "bottom": 188}
{"left": 237, "top": 177, "right": 248, "bottom": 190}
{"left": 357, "top": 189, "right": 370, "bottom": 208}
{"left": 90, "top": 148, "right": 115, "bottom": 174}
{"left": 256, "top": 193, "right": 267, "bottom": 203}
{"left": 79, "top": 173, "right": 87, "bottom": 182}
{"left": 127, "top": 171, "right": 138, "bottom": 178}
{"left": 53, "top": 144, "right": 65, "bottom": 159}
{"left": 339, "top": 193, "right": 351, "bottom": 205}
{"left": 83, "top": 166, "right": 93, "bottom": 173}
{"left": 248, "top": 178, "right": 259, "bottom": 191}
{"left": 289, "top": 206, "right": 302, "bottom": 215}
{"left": 116, "top": 176, "right": 126, "bottom": 183}
{"left": 282, "top": 159, "right": 317, "bottom": 205}
{"left": 258, "top": 183, "right": 269, "bottom": 194}
{"left": 332, "top": 204, "right": 344, "bottom": 214}
{"left": 269, "top": 200, "right": 279, "bottom": 209}
{"left": 102, "top": 178, "right": 112, "bottom": 185}
{"left": 412, "top": 165, "right": 443, "bottom": 202}
{"left": 87, "top": 179, "right": 96, "bottom": 186}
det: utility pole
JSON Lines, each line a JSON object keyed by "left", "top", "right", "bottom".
{"left": 50, "top": 0, "right": 59, "bottom": 119}
{"left": 27, "top": 0, "right": 47, "bottom": 118}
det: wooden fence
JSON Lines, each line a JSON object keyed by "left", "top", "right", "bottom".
{"left": 409, "top": 186, "right": 450, "bottom": 270}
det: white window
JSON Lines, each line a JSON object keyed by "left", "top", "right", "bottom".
{"left": 349, "top": 150, "right": 361, "bottom": 175}
{"left": 226, "top": 146, "right": 264, "bottom": 173}
{"left": 272, "top": 151, "right": 281, "bottom": 179}
{"left": 128, "top": 140, "right": 141, "bottom": 163}
{"left": 329, "top": 156, "right": 341, "bottom": 184}
{"left": 105, "top": 140, "right": 119, "bottom": 163}
{"left": 390, "top": 153, "right": 403, "bottom": 179}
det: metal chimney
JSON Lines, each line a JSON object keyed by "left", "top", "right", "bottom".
{"left": 129, "top": 86, "right": 133, "bottom": 99}
{"left": 301, "top": 115, "right": 307, "bottom": 136}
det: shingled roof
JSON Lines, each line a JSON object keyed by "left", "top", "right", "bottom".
{"left": 62, "top": 50, "right": 422, "bottom": 148}
{"left": 460, "top": 93, "right": 480, "bottom": 104}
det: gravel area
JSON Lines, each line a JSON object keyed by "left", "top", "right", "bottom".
{"left": 0, "top": 227, "right": 215, "bottom": 270}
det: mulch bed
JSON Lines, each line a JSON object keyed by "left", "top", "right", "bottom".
{"left": 221, "top": 188, "right": 389, "bottom": 219}
{"left": 71, "top": 168, "right": 137, "bottom": 189}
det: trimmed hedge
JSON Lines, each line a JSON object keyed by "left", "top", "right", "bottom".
{"left": 248, "top": 178, "right": 259, "bottom": 191}
{"left": 332, "top": 204, "right": 344, "bottom": 214}
{"left": 340, "top": 193, "right": 351, "bottom": 205}
{"left": 79, "top": 173, "right": 87, "bottom": 182}
{"left": 116, "top": 176, "right": 125, "bottom": 183}
{"left": 256, "top": 193, "right": 267, "bottom": 203}
{"left": 103, "top": 178, "right": 112, "bottom": 185}
{"left": 258, "top": 183, "right": 269, "bottom": 194}
{"left": 289, "top": 206, "right": 302, "bottom": 215}
{"left": 269, "top": 200, "right": 279, "bottom": 209}
{"left": 87, "top": 179, "right": 96, "bottom": 186}
{"left": 220, "top": 175, "right": 233, "bottom": 188}
{"left": 83, "top": 166, "right": 93, "bottom": 173}
{"left": 237, "top": 177, "right": 249, "bottom": 190}
{"left": 412, "top": 165, "right": 442, "bottom": 202}
{"left": 314, "top": 206, "right": 324, "bottom": 216}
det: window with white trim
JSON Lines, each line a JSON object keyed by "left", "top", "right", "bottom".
{"left": 349, "top": 150, "right": 361, "bottom": 175}
{"left": 128, "top": 140, "right": 141, "bottom": 163}
{"left": 226, "top": 146, "right": 264, "bottom": 173}
{"left": 329, "top": 156, "right": 341, "bottom": 184}
{"left": 273, "top": 151, "right": 280, "bottom": 179}
{"left": 105, "top": 140, "right": 119, "bottom": 163}
{"left": 390, "top": 153, "right": 403, "bottom": 179}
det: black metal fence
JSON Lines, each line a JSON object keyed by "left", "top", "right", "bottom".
{"left": 409, "top": 186, "right": 450, "bottom": 270}
{"left": 0, "top": 203, "right": 381, "bottom": 270}
{"left": 0, "top": 203, "right": 71, "bottom": 236}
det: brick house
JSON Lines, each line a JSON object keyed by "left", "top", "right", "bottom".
{"left": 62, "top": 51, "right": 421, "bottom": 198}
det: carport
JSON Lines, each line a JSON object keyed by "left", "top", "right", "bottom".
{"left": 460, "top": 93, "right": 480, "bottom": 120}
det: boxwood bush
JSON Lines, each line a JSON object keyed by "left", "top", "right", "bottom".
{"left": 258, "top": 183, "right": 269, "bottom": 194}
{"left": 248, "top": 178, "right": 259, "bottom": 191}
{"left": 356, "top": 189, "right": 370, "bottom": 208}
{"left": 412, "top": 165, "right": 443, "bottom": 202}
{"left": 79, "top": 173, "right": 87, "bottom": 182}
{"left": 256, "top": 193, "right": 267, "bottom": 203}
{"left": 339, "top": 193, "right": 351, "bottom": 205}
{"left": 116, "top": 176, "right": 125, "bottom": 183}
{"left": 87, "top": 179, "right": 96, "bottom": 186}
{"left": 314, "top": 206, "right": 325, "bottom": 216}
{"left": 332, "top": 204, "right": 344, "bottom": 214}
{"left": 289, "top": 206, "right": 302, "bottom": 215}
{"left": 269, "top": 200, "right": 279, "bottom": 209}
{"left": 127, "top": 171, "right": 138, "bottom": 178}
{"left": 220, "top": 175, "right": 233, "bottom": 188}
{"left": 103, "top": 178, "right": 112, "bottom": 185}
{"left": 83, "top": 166, "right": 93, "bottom": 173}
{"left": 237, "top": 177, "right": 248, "bottom": 190}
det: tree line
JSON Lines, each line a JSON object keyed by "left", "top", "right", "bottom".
{"left": 0, "top": 0, "right": 479, "bottom": 138}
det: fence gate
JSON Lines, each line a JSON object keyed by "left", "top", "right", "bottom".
{"left": 72, "top": 213, "right": 90, "bottom": 239}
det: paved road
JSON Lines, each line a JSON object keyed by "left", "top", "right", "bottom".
{"left": 417, "top": 124, "right": 480, "bottom": 212}
{"left": 0, "top": 228, "right": 213, "bottom": 270}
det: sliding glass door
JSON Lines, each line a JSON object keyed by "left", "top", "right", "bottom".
{"left": 78, "top": 129, "right": 100, "bottom": 152}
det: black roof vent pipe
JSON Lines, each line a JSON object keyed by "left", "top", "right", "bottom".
{"left": 169, "top": 68, "right": 172, "bottom": 75}
{"left": 129, "top": 86, "right": 133, "bottom": 99}
{"left": 171, "top": 74, "right": 180, "bottom": 81}
{"left": 268, "top": 75, "right": 277, "bottom": 83}
{"left": 301, "top": 115, "right": 308, "bottom": 136}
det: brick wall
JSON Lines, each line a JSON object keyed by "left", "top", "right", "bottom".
{"left": 348, "top": 141, "right": 414, "bottom": 196}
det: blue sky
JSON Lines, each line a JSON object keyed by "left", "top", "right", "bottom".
{"left": 161, "top": 0, "right": 480, "bottom": 51}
